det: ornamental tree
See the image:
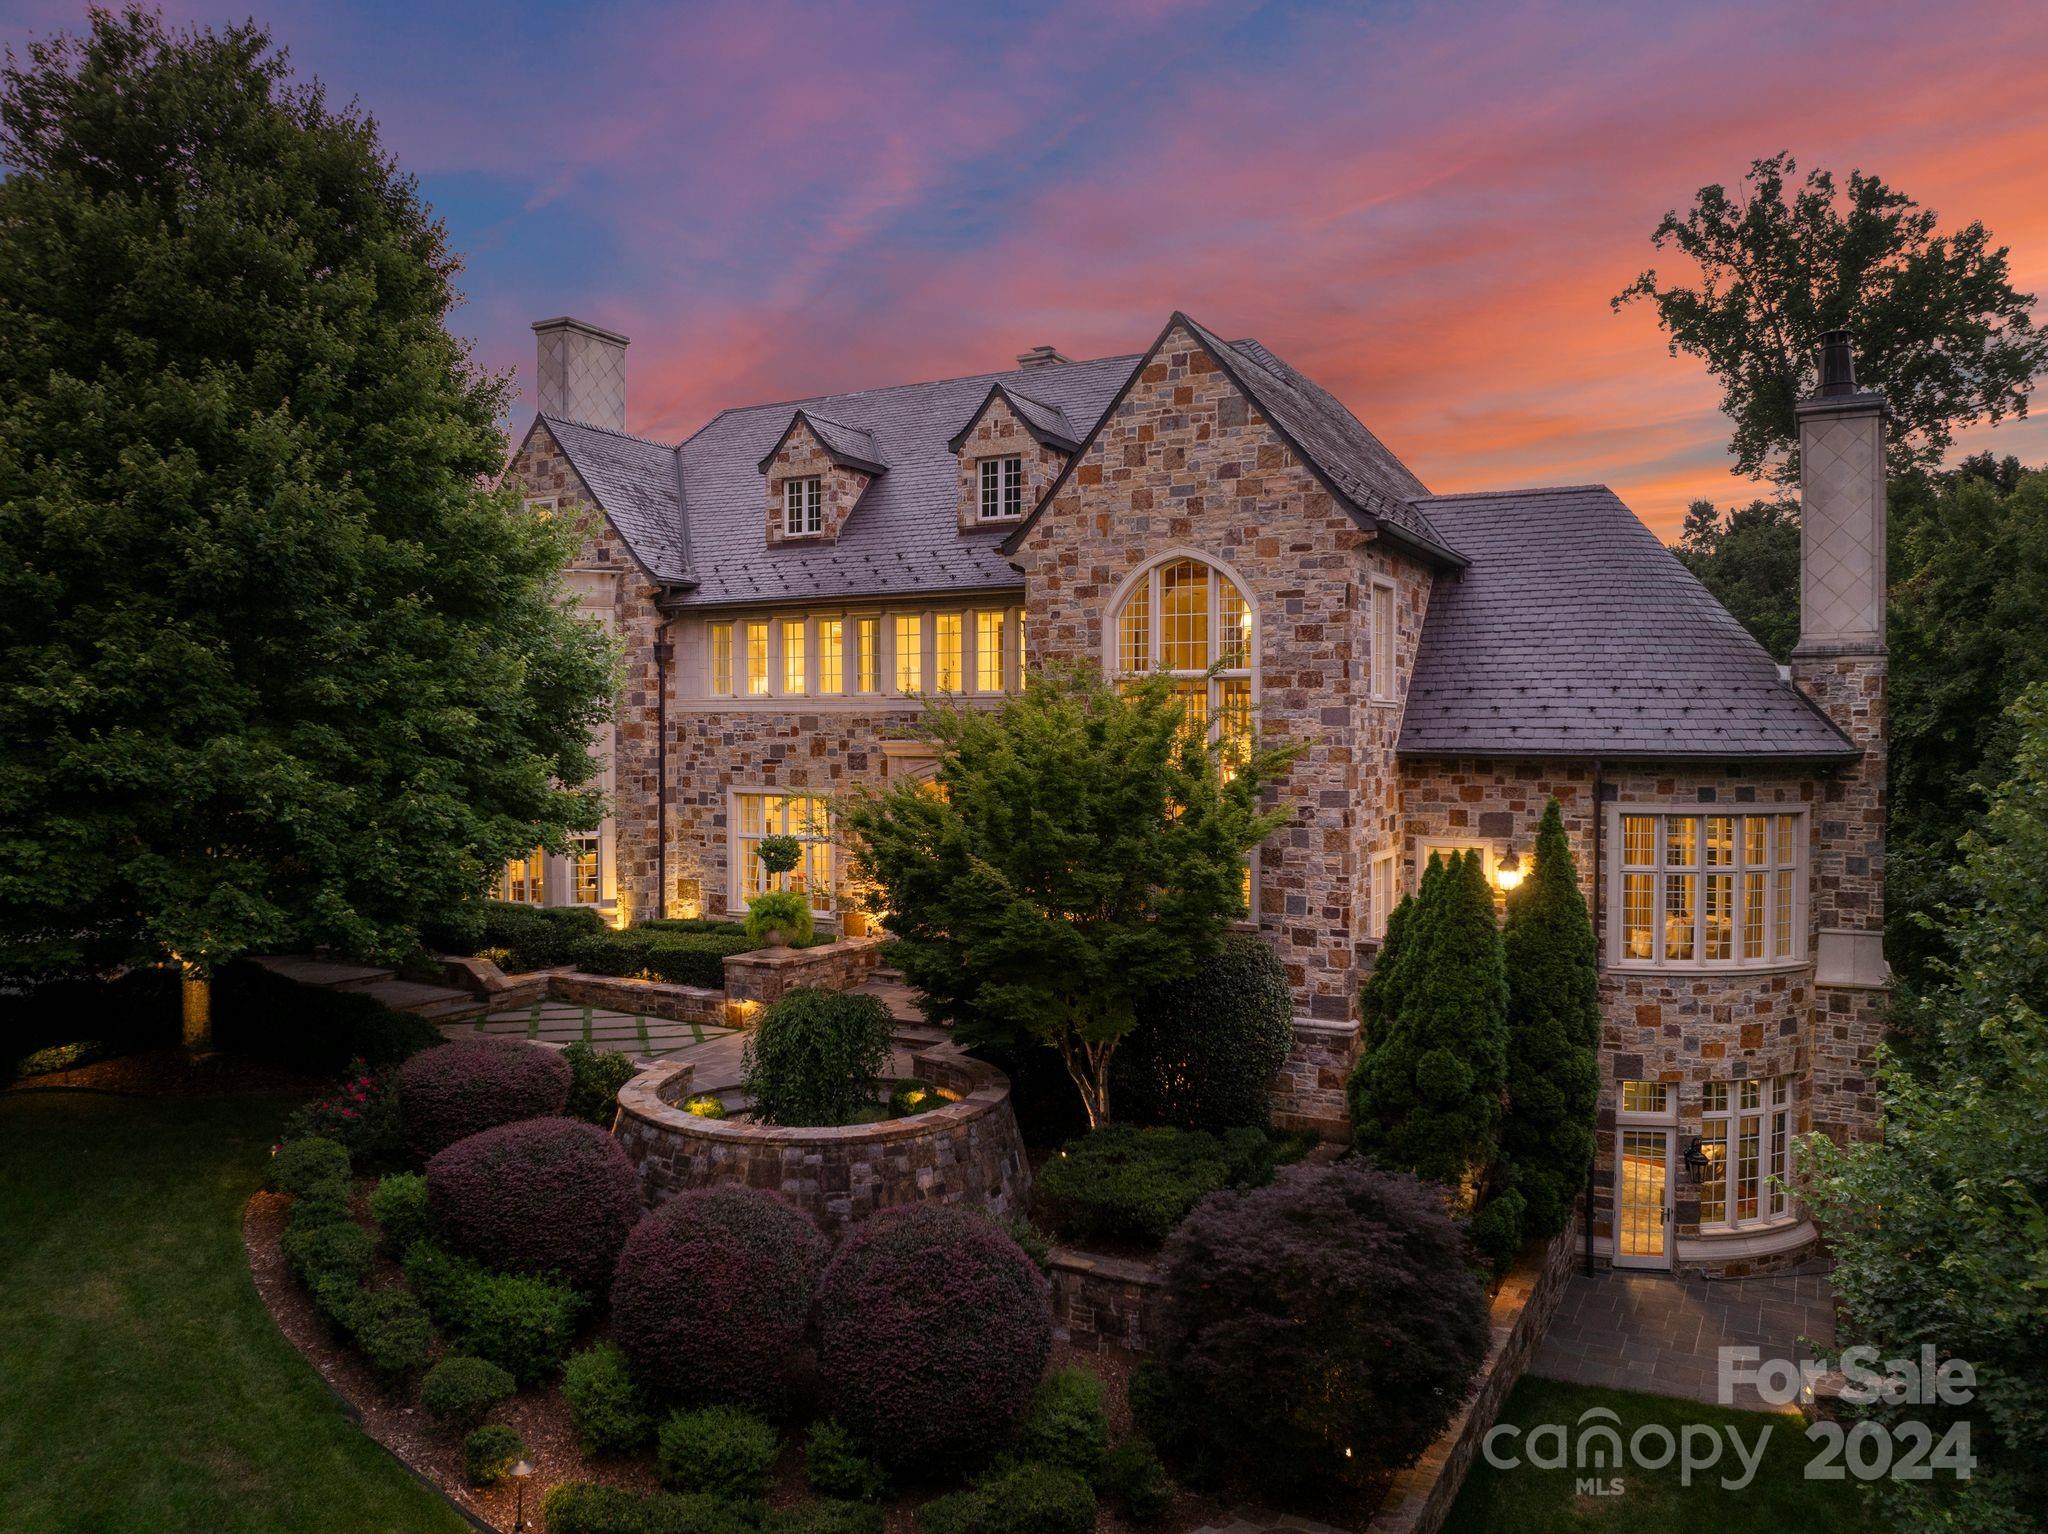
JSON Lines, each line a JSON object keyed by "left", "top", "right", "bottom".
{"left": 1348, "top": 850, "right": 1508, "bottom": 1194}
{"left": 0, "top": 11, "right": 612, "bottom": 1032}
{"left": 839, "top": 661, "right": 1297, "bottom": 1127}
{"left": 1499, "top": 798, "right": 1600, "bottom": 1243}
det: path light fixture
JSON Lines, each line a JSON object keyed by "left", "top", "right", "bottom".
{"left": 1493, "top": 848, "right": 1524, "bottom": 892}
{"left": 510, "top": 1459, "right": 534, "bottom": 1532}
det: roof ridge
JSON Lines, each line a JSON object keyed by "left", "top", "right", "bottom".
{"left": 1415, "top": 483, "right": 1614, "bottom": 501}
{"left": 538, "top": 412, "right": 680, "bottom": 452}
{"left": 680, "top": 351, "right": 1145, "bottom": 430}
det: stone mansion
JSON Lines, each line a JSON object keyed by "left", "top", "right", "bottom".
{"left": 502, "top": 311, "right": 1887, "bottom": 1278}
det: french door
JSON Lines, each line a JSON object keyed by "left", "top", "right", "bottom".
{"left": 1614, "top": 1127, "right": 1674, "bottom": 1269}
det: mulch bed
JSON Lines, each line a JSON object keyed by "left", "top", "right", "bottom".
{"left": 11, "top": 1047, "right": 320, "bottom": 1098}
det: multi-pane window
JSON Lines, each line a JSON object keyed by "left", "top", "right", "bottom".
{"left": 1110, "top": 556, "right": 1255, "bottom": 766}
{"left": 1615, "top": 810, "right": 1801, "bottom": 968}
{"left": 975, "top": 612, "right": 1006, "bottom": 692}
{"left": 817, "top": 619, "right": 844, "bottom": 695}
{"left": 935, "top": 613, "right": 963, "bottom": 691}
{"left": 735, "top": 792, "right": 834, "bottom": 914}
{"left": 978, "top": 455, "right": 1025, "bottom": 520}
{"left": 498, "top": 847, "right": 544, "bottom": 905}
{"left": 855, "top": 617, "right": 879, "bottom": 694}
{"left": 710, "top": 623, "right": 734, "bottom": 695}
{"left": 743, "top": 621, "right": 770, "bottom": 696}
{"left": 1699, "top": 1077, "right": 1797, "bottom": 1228}
{"left": 893, "top": 615, "right": 923, "bottom": 692}
{"left": 1370, "top": 580, "right": 1396, "bottom": 701}
{"left": 781, "top": 617, "right": 807, "bottom": 695}
{"left": 782, "top": 477, "right": 823, "bottom": 536}
{"left": 1369, "top": 852, "right": 1396, "bottom": 941}
{"left": 569, "top": 833, "right": 601, "bottom": 904}
{"left": 1015, "top": 611, "right": 1026, "bottom": 682}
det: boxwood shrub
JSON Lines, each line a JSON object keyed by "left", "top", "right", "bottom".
{"left": 805, "top": 1418, "right": 888, "bottom": 1502}
{"left": 347, "top": 1286, "right": 435, "bottom": 1383}
{"left": 815, "top": 1203, "right": 1050, "bottom": 1474}
{"left": 419, "top": 1356, "right": 515, "bottom": 1433}
{"left": 564, "top": 1040, "right": 637, "bottom": 1125}
{"left": 656, "top": 1406, "right": 778, "bottom": 1499}
{"left": 1013, "top": 1367, "right": 1109, "bottom": 1483}
{"left": 282, "top": 1220, "right": 375, "bottom": 1289}
{"left": 434, "top": 901, "right": 607, "bottom": 971}
{"left": 1101, "top": 1440, "right": 1173, "bottom": 1524}
{"left": 393, "top": 1038, "right": 572, "bottom": 1161}
{"left": 463, "top": 1422, "right": 525, "bottom": 1487}
{"left": 265, "top": 1136, "right": 352, "bottom": 1199}
{"left": 572, "top": 929, "right": 758, "bottom": 989}
{"left": 564, "top": 1341, "right": 653, "bottom": 1456}
{"left": 1149, "top": 1161, "right": 1491, "bottom": 1488}
{"left": 767, "top": 1504, "right": 883, "bottom": 1534}
{"left": 425, "top": 1115, "right": 641, "bottom": 1291}
{"left": 1112, "top": 932, "right": 1294, "bottom": 1131}
{"left": 540, "top": 1483, "right": 761, "bottom": 1534}
{"left": 404, "top": 1241, "right": 586, "bottom": 1385}
{"left": 1035, "top": 1125, "right": 1257, "bottom": 1246}
{"left": 610, "top": 1186, "right": 827, "bottom": 1412}
{"left": 917, "top": 1463, "right": 1095, "bottom": 1534}
{"left": 368, "top": 1171, "right": 431, "bottom": 1256}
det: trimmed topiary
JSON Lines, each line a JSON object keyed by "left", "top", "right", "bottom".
{"left": 419, "top": 1356, "right": 515, "bottom": 1433}
{"left": 1014, "top": 1367, "right": 1109, "bottom": 1483}
{"left": 404, "top": 1241, "right": 586, "bottom": 1385}
{"left": 564, "top": 1341, "right": 653, "bottom": 1456}
{"left": 1151, "top": 1160, "right": 1491, "bottom": 1489}
{"left": 541, "top": 1483, "right": 760, "bottom": 1534}
{"left": 656, "top": 1405, "right": 779, "bottom": 1499}
{"left": 816, "top": 1203, "right": 1051, "bottom": 1474}
{"left": 368, "top": 1171, "right": 430, "bottom": 1256}
{"left": 393, "top": 1038, "right": 571, "bottom": 1161}
{"left": 611, "top": 1186, "right": 827, "bottom": 1412}
{"left": 425, "top": 1115, "right": 641, "bottom": 1291}
{"left": 349, "top": 1286, "right": 434, "bottom": 1383}
{"left": 805, "top": 1418, "right": 888, "bottom": 1502}
{"left": 463, "top": 1422, "right": 524, "bottom": 1487}
{"left": 281, "top": 1220, "right": 375, "bottom": 1289}
{"left": 1113, "top": 932, "right": 1294, "bottom": 1130}
{"left": 917, "top": 1463, "right": 1095, "bottom": 1534}
{"left": 564, "top": 1040, "right": 637, "bottom": 1126}
{"left": 265, "top": 1136, "right": 351, "bottom": 1198}
{"left": 742, "top": 987, "right": 893, "bottom": 1127}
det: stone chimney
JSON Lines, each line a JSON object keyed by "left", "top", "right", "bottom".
{"left": 1793, "top": 329, "right": 1888, "bottom": 1145}
{"left": 1014, "top": 344, "right": 1071, "bottom": 370}
{"left": 533, "top": 316, "right": 630, "bottom": 431}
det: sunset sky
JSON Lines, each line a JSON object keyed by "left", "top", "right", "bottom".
{"left": 6, "top": 0, "right": 2048, "bottom": 536}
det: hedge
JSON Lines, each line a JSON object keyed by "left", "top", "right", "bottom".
{"left": 425, "top": 1115, "right": 641, "bottom": 1291}
{"left": 540, "top": 1483, "right": 761, "bottom": 1534}
{"left": 404, "top": 1241, "right": 587, "bottom": 1385}
{"left": 426, "top": 901, "right": 607, "bottom": 970}
{"left": 572, "top": 929, "right": 758, "bottom": 989}
{"left": 917, "top": 1463, "right": 1095, "bottom": 1534}
{"left": 1034, "top": 1125, "right": 1277, "bottom": 1247}
{"left": 1113, "top": 932, "right": 1295, "bottom": 1130}
{"left": 610, "top": 1186, "right": 827, "bottom": 1412}
{"left": 815, "top": 1204, "right": 1050, "bottom": 1473}
{"left": 393, "top": 1038, "right": 572, "bottom": 1161}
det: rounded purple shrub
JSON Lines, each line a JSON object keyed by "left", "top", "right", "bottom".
{"left": 425, "top": 1116, "right": 641, "bottom": 1291}
{"left": 609, "top": 1187, "right": 827, "bottom": 1413}
{"left": 815, "top": 1203, "right": 1050, "bottom": 1473}
{"left": 395, "top": 1039, "right": 571, "bottom": 1161}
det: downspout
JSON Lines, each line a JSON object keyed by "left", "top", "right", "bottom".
{"left": 1586, "top": 759, "right": 1606, "bottom": 1277}
{"left": 654, "top": 619, "right": 674, "bottom": 921}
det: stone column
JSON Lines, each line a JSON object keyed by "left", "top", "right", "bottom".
{"left": 1791, "top": 332, "right": 1888, "bottom": 1145}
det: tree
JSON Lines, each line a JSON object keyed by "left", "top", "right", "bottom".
{"left": 838, "top": 661, "right": 1297, "bottom": 1127}
{"left": 1803, "top": 684, "right": 2048, "bottom": 1532}
{"left": 1348, "top": 851, "right": 1508, "bottom": 1193}
{"left": 0, "top": 11, "right": 612, "bottom": 1037}
{"left": 1498, "top": 799, "right": 1600, "bottom": 1242}
{"left": 1671, "top": 496, "right": 1801, "bottom": 661}
{"left": 1615, "top": 152, "right": 2046, "bottom": 483}
{"left": 1357, "top": 885, "right": 1417, "bottom": 1050}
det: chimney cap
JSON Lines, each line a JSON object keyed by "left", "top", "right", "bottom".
{"left": 1815, "top": 329, "right": 1856, "bottom": 397}
{"left": 1015, "top": 344, "right": 1071, "bottom": 370}
{"left": 532, "top": 315, "right": 631, "bottom": 348}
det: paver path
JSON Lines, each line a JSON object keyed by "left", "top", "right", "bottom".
{"left": 1530, "top": 1265, "right": 1836, "bottom": 1411}
{"left": 438, "top": 1000, "right": 737, "bottom": 1066}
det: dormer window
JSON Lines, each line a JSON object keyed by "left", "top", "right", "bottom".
{"left": 979, "top": 456, "right": 1025, "bottom": 521}
{"left": 783, "top": 477, "right": 824, "bottom": 537}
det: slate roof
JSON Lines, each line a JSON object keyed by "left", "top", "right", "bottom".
{"left": 756, "top": 409, "right": 888, "bottom": 475}
{"left": 1397, "top": 486, "right": 1858, "bottom": 761}
{"left": 945, "top": 383, "right": 1083, "bottom": 453}
{"left": 535, "top": 414, "right": 690, "bottom": 579}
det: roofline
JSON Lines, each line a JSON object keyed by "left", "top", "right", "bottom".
{"left": 945, "top": 382, "right": 1082, "bottom": 455}
{"left": 1000, "top": 311, "right": 1467, "bottom": 569}
{"left": 654, "top": 579, "right": 1025, "bottom": 616}
{"left": 754, "top": 409, "right": 889, "bottom": 476}
{"left": 1395, "top": 743, "right": 1866, "bottom": 765}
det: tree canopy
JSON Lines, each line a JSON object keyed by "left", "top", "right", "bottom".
{"left": 1615, "top": 152, "right": 2045, "bottom": 483}
{"left": 838, "top": 661, "right": 1297, "bottom": 1127}
{"left": 0, "top": 9, "right": 613, "bottom": 982}
{"left": 1672, "top": 495, "right": 1801, "bottom": 661}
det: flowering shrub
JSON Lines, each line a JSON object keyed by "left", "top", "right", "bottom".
{"left": 425, "top": 1116, "right": 640, "bottom": 1291}
{"left": 610, "top": 1186, "right": 827, "bottom": 1412}
{"left": 280, "top": 1059, "right": 401, "bottom": 1163}
{"left": 394, "top": 1038, "right": 571, "bottom": 1161}
{"left": 1147, "top": 1161, "right": 1490, "bottom": 1488}
{"left": 815, "top": 1203, "right": 1050, "bottom": 1473}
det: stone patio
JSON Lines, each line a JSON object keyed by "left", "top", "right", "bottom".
{"left": 440, "top": 1000, "right": 736, "bottom": 1064}
{"left": 1530, "top": 1265, "right": 1836, "bottom": 1411}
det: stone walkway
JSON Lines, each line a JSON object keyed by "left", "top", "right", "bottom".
{"left": 440, "top": 999, "right": 737, "bottom": 1064}
{"left": 1530, "top": 1265, "right": 1836, "bottom": 1412}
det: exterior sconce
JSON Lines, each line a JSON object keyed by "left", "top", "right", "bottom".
{"left": 1493, "top": 849, "right": 1524, "bottom": 892}
{"left": 1683, "top": 1135, "right": 1709, "bottom": 1180}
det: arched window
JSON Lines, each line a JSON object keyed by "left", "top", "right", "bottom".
{"left": 1110, "top": 555, "right": 1256, "bottom": 776}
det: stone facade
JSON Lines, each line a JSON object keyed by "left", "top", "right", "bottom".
{"left": 613, "top": 1046, "right": 1031, "bottom": 1239}
{"left": 951, "top": 392, "right": 1069, "bottom": 532}
{"left": 762, "top": 418, "right": 872, "bottom": 546}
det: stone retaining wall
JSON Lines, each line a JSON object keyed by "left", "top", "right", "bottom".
{"left": 547, "top": 971, "right": 726, "bottom": 1025}
{"left": 611, "top": 1045, "right": 1030, "bottom": 1239}
{"left": 1048, "top": 1247, "right": 1165, "bottom": 1353}
{"left": 723, "top": 935, "right": 881, "bottom": 1009}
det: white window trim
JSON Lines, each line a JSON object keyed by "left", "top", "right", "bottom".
{"left": 1698, "top": 1076, "right": 1801, "bottom": 1233}
{"left": 523, "top": 495, "right": 559, "bottom": 519}
{"left": 1605, "top": 804, "right": 1808, "bottom": 973}
{"left": 1369, "top": 576, "right": 1398, "bottom": 704}
{"left": 781, "top": 476, "right": 824, "bottom": 538}
{"left": 1415, "top": 838, "right": 1496, "bottom": 891}
{"left": 728, "top": 786, "right": 837, "bottom": 919}
{"left": 1368, "top": 850, "right": 1397, "bottom": 941}
{"left": 977, "top": 454, "right": 1025, "bottom": 521}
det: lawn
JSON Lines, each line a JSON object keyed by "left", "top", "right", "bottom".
{"left": 1443, "top": 1375, "right": 1874, "bottom": 1534}
{"left": 0, "top": 1088, "right": 467, "bottom": 1534}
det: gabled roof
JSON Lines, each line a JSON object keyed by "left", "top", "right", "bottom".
{"left": 999, "top": 312, "right": 1465, "bottom": 568}
{"left": 945, "top": 383, "right": 1082, "bottom": 454}
{"left": 1397, "top": 486, "right": 1858, "bottom": 761}
{"left": 755, "top": 409, "right": 888, "bottom": 476}
{"left": 533, "top": 414, "right": 690, "bottom": 581}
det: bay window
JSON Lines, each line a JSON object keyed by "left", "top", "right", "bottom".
{"left": 1612, "top": 808, "right": 1803, "bottom": 968}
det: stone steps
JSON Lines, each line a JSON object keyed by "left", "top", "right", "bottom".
{"left": 252, "top": 955, "right": 488, "bottom": 1024}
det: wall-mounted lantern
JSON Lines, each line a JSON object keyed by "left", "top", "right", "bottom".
{"left": 1493, "top": 849, "right": 1525, "bottom": 892}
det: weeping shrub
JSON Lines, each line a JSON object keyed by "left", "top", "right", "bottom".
{"left": 741, "top": 987, "right": 893, "bottom": 1127}
{"left": 1113, "top": 933, "right": 1294, "bottom": 1130}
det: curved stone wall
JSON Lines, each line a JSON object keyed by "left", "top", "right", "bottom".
{"left": 612, "top": 1046, "right": 1031, "bottom": 1239}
